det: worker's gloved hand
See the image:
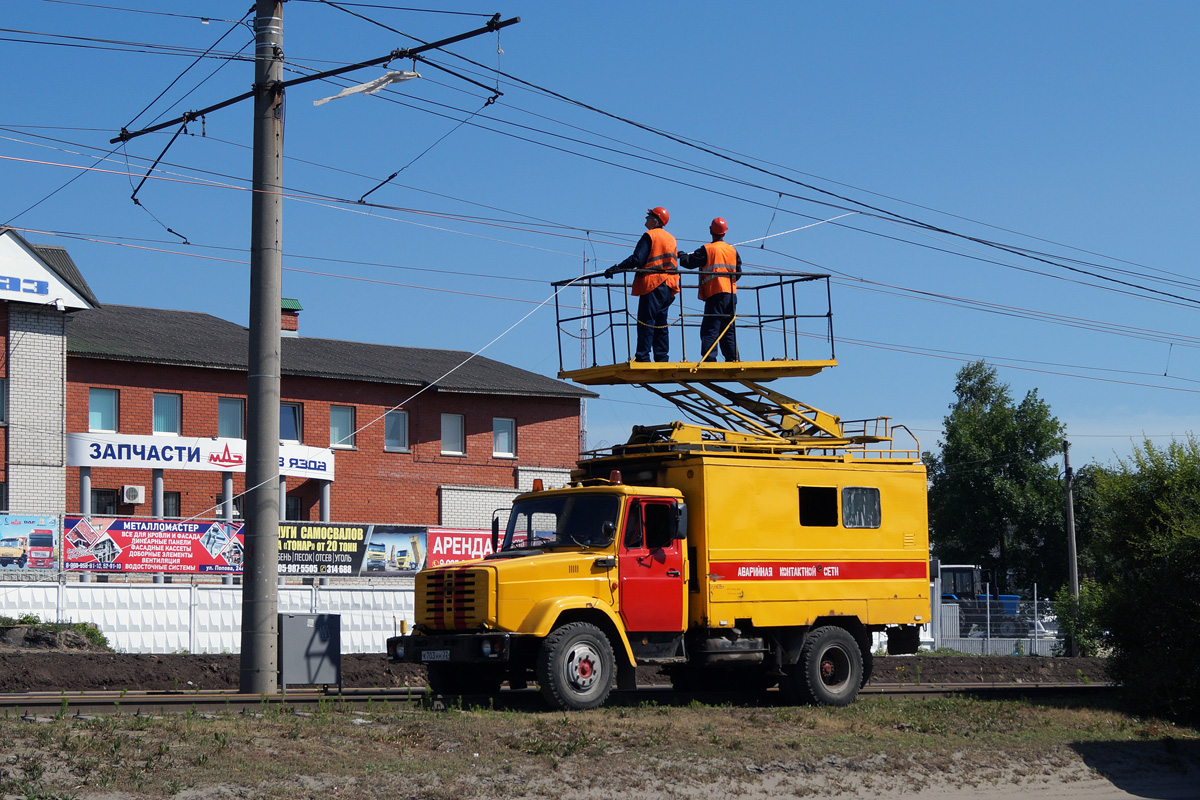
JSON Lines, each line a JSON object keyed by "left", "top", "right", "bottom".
{"left": 603, "top": 266, "right": 617, "bottom": 279}
{"left": 677, "top": 251, "right": 686, "bottom": 260}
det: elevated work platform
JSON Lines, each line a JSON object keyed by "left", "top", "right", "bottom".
{"left": 553, "top": 269, "right": 919, "bottom": 460}
{"left": 562, "top": 357, "right": 837, "bottom": 386}
{"left": 553, "top": 269, "right": 835, "bottom": 387}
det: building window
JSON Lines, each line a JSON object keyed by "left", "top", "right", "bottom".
{"left": 384, "top": 410, "right": 409, "bottom": 452}
{"left": 493, "top": 417, "right": 516, "bottom": 457}
{"left": 153, "top": 393, "right": 182, "bottom": 435}
{"left": 0, "top": 482, "right": 7, "bottom": 512}
{"left": 330, "top": 405, "right": 355, "bottom": 448}
{"left": 89, "top": 388, "right": 118, "bottom": 432}
{"left": 842, "top": 487, "right": 881, "bottom": 529}
{"left": 91, "top": 489, "right": 118, "bottom": 515}
{"left": 441, "top": 413, "right": 465, "bottom": 455}
{"left": 214, "top": 495, "right": 244, "bottom": 520}
{"left": 163, "top": 492, "right": 181, "bottom": 519}
{"left": 798, "top": 486, "right": 838, "bottom": 527}
{"left": 280, "top": 402, "right": 302, "bottom": 443}
{"left": 218, "top": 397, "right": 244, "bottom": 439}
{"left": 0, "top": 377, "right": 6, "bottom": 423}
{"left": 285, "top": 496, "right": 302, "bottom": 521}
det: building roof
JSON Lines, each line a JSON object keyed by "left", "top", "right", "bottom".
{"left": 29, "top": 243, "right": 101, "bottom": 309}
{"left": 66, "top": 304, "right": 596, "bottom": 399}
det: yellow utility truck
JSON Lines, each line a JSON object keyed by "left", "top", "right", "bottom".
{"left": 388, "top": 271, "right": 930, "bottom": 710}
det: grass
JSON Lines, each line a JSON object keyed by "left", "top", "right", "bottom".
{"left": 0, "top": 696, "right": 1194, "bottom": 799}
{"left": 0, "top": 614, "right": 111, "bottom": 650}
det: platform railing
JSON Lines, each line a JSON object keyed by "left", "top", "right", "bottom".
{"left": 553, "top": 270, "right": 835, "bottom": 372}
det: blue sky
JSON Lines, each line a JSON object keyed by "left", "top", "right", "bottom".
{"left": 2, "top": 1, "right": 1197, "bottom": 467}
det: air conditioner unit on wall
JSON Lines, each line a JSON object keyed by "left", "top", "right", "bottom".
{"left": 122, "top": 485, "right": 146, "bottom": 505}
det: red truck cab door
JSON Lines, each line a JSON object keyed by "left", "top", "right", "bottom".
{"left": 618, "top": 498, "right": 685, "bottom": 633}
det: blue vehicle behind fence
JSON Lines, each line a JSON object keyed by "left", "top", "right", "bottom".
{"left": 939, "top": 564, "right": 1022, "bottom": 637}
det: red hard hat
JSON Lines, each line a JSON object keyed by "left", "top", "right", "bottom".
{"left": 709, "top": 217, "right": 728, "bottom": 235}
{"left": 647, "top": 206, "right": 670, "bottom": 226}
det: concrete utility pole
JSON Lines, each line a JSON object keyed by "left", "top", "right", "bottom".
{"left": 1063, "top": 439, "right": 1080, "bottom": 657}
{"left": 240, "top": 0, "right": 285, "bottom": 695}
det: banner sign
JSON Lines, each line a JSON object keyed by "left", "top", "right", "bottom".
{"left": 64, "top": 517, "right": 244, "bottom": 573}
{"left": 278, "top": 521, "right": 372, "bottom": 577}
{"left": 66, "top": 434, "right": 335, "bottom": 480}
{"left": 0, "top": 515, "right": 60, "bottom": 571}
{"left": 361, "top": 525, "right": 426, "bottom": 575}
{"left": 62, "top": 517, "right": 430, "bottom": 576}
{"left": 426, "top": 527, "right": 493, "bottom": 566}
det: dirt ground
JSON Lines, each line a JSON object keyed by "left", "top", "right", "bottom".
{"left": 0, "top": 624, "right": 1108, "bottom": 693}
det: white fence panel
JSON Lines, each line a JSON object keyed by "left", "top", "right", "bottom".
{"left": 1, "top": 582, "right": 415, "bottom": 655}
{"left": 315, "top": 586, "right": 415, "bottom": 653}
{"left": 60, "top": 584, "right": 192, "bottom": 654}
{"left": 0, "top": 582, "right": 59, "bottom": 622}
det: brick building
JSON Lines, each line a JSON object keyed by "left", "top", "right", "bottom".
{"left": 1, "top": 227, "right": 595, "bottom": 528}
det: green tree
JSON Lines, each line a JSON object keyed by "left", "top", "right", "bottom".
{"left": 923, "top": 362, "right": 1065, "bottom": 594}
{"left": 1088, "top": 436, "right": 1200, "bottom": 719}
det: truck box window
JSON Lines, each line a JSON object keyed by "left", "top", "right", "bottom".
{"left": 842, "top": 487, "right": 881, "bottom": 529}
{"left": 798, "top": 486, "right": 838, "bottom": 527}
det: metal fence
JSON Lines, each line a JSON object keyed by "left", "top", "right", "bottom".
{"left": 934, "top": 600, "right": 1063, "bottom": 656}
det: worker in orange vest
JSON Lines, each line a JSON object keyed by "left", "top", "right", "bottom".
{"left": 678, "top": 217, "right": 741, "bottom": 361}
{"left": 604, "top": 206, "right": 680, "bottom": 362}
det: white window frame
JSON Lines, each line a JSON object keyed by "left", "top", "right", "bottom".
{"left": 441, "top": 413, "right": 465, "bottom": 456}
{"left": 493, "top": 417, "right": 516, "bottom": 458}
{"left": 384, "top": 409, "right": 409, "bottom": 452}
{"left": 152, "top": 393, "right": 182, "bottom": 436}
{"left": 330, "top": 405, "right": 356, "bottom": 448}
{"left": 88, "top": 388, "right": 119, "bottom": 433}
{"left": 280, "top": 402, "right": 303, "bottom": 443}
{"left": 218, "top": 397, "right": 244, "bottom": 439}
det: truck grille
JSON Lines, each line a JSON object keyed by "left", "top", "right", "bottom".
{"left": 417, "top": 566, "right": 491, "bottom": 630}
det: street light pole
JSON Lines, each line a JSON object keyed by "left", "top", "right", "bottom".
{"left": 1063, "top": 439, "right": 1080, "bottom": 657}
{"left": 240, "top": 0, "right": 285, "bottom": 695}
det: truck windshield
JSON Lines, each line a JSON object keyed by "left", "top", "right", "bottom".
{"left": 0, "top": 538, "right": 20, "bottom": 548}
{"left": 29, "top": 535, "right": 54, "bottom": 548}
{"left": 503, "top": 494, "right": 620, "bottom": 550}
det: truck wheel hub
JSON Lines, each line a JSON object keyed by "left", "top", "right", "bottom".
{"left": 567, "top": 647, "right": 599, "bottom": 688}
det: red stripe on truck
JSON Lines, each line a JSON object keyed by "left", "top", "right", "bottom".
{"left": 710, "top": 561, "right": 926, "bottom": 581}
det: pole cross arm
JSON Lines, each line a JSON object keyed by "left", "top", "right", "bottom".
{"left": 111, "top": 15, "right": 520, "bottom": 144}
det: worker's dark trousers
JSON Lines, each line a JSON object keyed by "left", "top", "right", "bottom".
{"left": 634, "top": 283, "right": 676, "bottom": 362}
{"left": 699, "top": 293, "right": 738, "bottom": 361}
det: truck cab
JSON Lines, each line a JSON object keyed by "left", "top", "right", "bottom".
{"left": 0, "top": 536, "right": 28, "bottom": 567}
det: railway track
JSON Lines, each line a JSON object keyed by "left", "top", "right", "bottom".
{"left": 0, "top": 681, "right": 1114, "bottom": 716}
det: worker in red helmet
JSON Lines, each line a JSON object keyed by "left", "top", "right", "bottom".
{"left": 678, "top": 217, "right": 741, "bottom": 361}
{"left": 604, "top": 207, "right": 680, "bottom": 362}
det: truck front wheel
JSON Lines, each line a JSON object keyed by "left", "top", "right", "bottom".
{"left": 536, "top": 622, "right": 615, "bottom": 711}
{"left": 791, "top": 626, "right": 863, "bottom": 707}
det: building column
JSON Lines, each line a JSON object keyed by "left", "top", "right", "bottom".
{"left": 152, "top": 469, "right": 164, "bottom": 517}
{"left": 223, "top": 472, "right": 234, "bottom": 521}
{"left": 320, "top": 480, "right": 331, "bottom": 522}
{"left": 80, "top": 467, "right": 91, "bottom": 515}
{"left": 278, "top": 476, "right": 286, "bottom": 522}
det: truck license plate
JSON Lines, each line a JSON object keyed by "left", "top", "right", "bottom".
{"left": 421, "top": 649, "right": 450, "bottom": 662}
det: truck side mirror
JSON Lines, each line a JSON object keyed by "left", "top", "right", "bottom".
{"left": 601, "top": 521, "right": 617, "bottom": 544}
{"left": 670, "top": 502, "right": 688, "bottom": 540}
{"left": 492, "top": 517, "right": 500, "bottom": 553}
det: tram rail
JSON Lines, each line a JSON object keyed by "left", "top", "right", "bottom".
{"left": 0, "top": 681, "right": 1114, "bottom": 716}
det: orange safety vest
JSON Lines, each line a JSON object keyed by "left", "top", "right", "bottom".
{"left": 698, "top": 241, "right": 738, "bottom": 300}
{"left": 631, "top": 228, "right": 680, "bottom": 296}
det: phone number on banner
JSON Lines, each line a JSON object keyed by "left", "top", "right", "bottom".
{"left": 278, "top": 563, "right": 355, "bottom": 575}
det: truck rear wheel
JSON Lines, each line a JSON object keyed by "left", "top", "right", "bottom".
{"left": 536, "top": 622, "right": 614, "bottom": 711}
{"left": 791, "top": 626, "right": 862, "bottom": 707}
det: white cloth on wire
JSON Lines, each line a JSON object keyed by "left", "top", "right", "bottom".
{"left": 313, "top": 71, "right": 421, "bottom": 106}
